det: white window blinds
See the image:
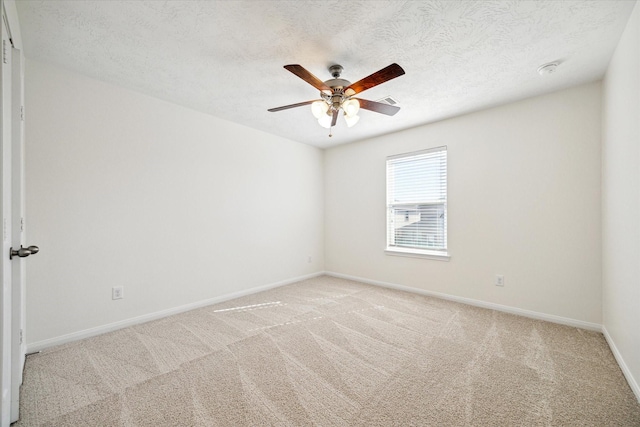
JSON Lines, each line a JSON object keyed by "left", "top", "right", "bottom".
{"left": 386, "top": 147, "right": 447, "bottom": 254}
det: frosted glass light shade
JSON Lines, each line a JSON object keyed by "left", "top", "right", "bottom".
{"left": 318, "top": 113, "right": 332, "bottom": 128}
{"left": 344, "top": 114, "right": 360, "bottom": 128}
{"left": 343, "top": 99, "right": 360, "bottom": 117}
{"left": 311, "top": 101, "right": 329, "bottom": 119}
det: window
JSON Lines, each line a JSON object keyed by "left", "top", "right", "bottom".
{"left": 386, "top": 146, "right": 449, "bottom": 260}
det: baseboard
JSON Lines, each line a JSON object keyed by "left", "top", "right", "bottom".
{"left": 325, "top": 271, "right": 602, "bottom": 331}
{"left": 602, "top": 326, "right": 640, "bottom": 403}
{"left": 26, "top": 271, "right": 325, "bottom": 353}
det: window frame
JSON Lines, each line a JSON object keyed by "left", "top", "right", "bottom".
{"left": 385, "top": 146, "right": 450, "bottom": 261}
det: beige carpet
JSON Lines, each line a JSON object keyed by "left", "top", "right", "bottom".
{"left": 15, "top": 275, "right": 640, "bottom": 426}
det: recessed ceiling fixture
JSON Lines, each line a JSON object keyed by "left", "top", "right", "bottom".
{"left": 268, "top": 63, "right": 405, "bottom": 137}
{"left": 538, "top": 62, "right": 560, "bottom": 75}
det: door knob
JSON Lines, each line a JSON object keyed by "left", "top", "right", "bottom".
{"left": 9, "top": 245, "right": 39, "bottom": 260}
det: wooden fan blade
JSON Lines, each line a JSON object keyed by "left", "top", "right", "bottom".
{"left": 284, "top": 65, "right": 331, "bottom": 92}
{"left": 268, "top": 99, "right": 321, "bottom": 112}
{"left": 331, "top": 109, "right": 339, "bottom": 127}
{"left": 345, "top": 63, "right": 405, "bottom": 95}
{"left": 354, "top": 98, "right": 401, "bottom": 116}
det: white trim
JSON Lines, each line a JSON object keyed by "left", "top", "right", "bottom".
{"left": 387, "top": 145, "right": 447, "bottom": 161}
{"left": 385, "top": 247, "right": 450, "bottom": 261}
{"left": 325, "top": 271, "right": 601, "bottom": 331}
{"left": 602, "top": 325, "right": 640, "bottom": 403}
{"left": 26, "top": 271, "right": 325, "bottom": 353}
{"left": 2, "top": 1, "right": 22, "bottom": 50}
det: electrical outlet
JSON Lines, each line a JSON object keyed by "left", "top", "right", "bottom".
{"left": 495, "top": 275, "right": 504, "bottom": 287}
{"left": 112, "top": 286, "right": 124, "bottom": 300}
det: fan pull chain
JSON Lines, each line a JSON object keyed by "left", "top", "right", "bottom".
{"left": 329, "top": 126, "right": 333, "bottom": 138}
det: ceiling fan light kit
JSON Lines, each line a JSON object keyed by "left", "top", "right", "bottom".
{"left": 344, "top": 113, "right": 360, "bottom": 128}
{"left": 268, "top": 63, "right": 405, "bottom": 136}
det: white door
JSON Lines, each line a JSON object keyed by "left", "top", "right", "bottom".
{"left": 1, "top": 1, "right": 28, "bottom": 423}
{"left": 10, "top": 43, "right": 24, "bottom": 424}
{"left": 0, "top": 7, "right": 13, "bottom": 424}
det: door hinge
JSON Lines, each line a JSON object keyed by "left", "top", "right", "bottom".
{"left": 2, "top": 40, "right": 7, "bottom": 64}
{"left": 20, "top": 106, "right": 24, "bottom": 121}
{"left": 20, "top": 217, "right": 24, "bottom": 232}
{"left": 19, "top": 329, "right": 23, "bottom": 345}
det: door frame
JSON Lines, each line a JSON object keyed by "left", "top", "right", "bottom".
{"left": 0, "top": 7, "right": 12, "bottom": 422}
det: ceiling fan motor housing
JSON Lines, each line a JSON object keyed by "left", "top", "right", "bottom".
{"left": 320, "top": 65, "right": 352, "bottom": 108}
{"left": 321, "top": 80, "right": 351, "bottom": 110}
{"left": 322, "top": 66, "right": 351, "bottom": 109}
{"left": 324, "top": 78, "right": 351, "bottom": 89}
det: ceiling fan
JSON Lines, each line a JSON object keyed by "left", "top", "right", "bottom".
{"left": 268, "top": 63, "right": 405, "bottom": 135}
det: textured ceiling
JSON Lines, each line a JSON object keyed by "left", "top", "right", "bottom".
{"left": 16, "top": 1, "right": 636, "bottom": 148}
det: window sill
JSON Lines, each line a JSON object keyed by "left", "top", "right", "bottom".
{"left": 385, "top": 247, "right": 451, "bottom": 261}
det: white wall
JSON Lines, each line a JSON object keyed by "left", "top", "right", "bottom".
{"left": 25, "top": 59, "right": 324, "bottom": 345}
{"left": 325, "top": 82, "right": 602, "bottom": 324}
{"left": 602, "top": 1, "right": 640, "bottom": 399}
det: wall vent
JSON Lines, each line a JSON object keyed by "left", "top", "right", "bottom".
{"left": 376, "top": 95, "right": 399, "bottom": 106}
